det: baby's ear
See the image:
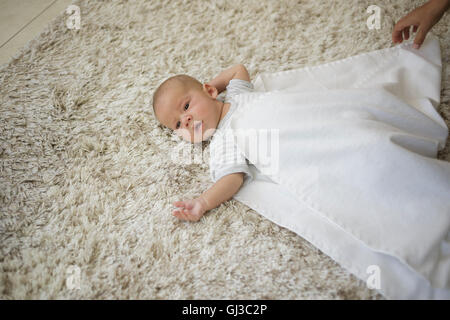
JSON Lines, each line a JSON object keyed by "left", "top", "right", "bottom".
{"left": 203, "top": 83, "right": 218, "bottom": 99}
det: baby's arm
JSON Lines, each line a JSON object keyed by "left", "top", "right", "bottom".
{"left": 207, "top": 64, "right": 250, "bottom": 94}
{"left": 173, "top": 172, "right": 244, "bottom": 222}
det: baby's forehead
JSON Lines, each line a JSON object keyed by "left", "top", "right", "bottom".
{"left": 153, "top": 76, "right": 195, "bottom": 124}
{"left": 155, "top": 81, "right": 187, "bottom": 126}
{"left": 162, "top": 83, "right": 187, "bottom": 109}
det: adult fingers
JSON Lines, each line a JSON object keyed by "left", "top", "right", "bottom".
{"left": 403, "top": 26, "right": 410, "bottom": 40}
{"left": 392, "top": 26, "right": 404, "bottom": 43}
{"left": 392, "top": 18, "right": 410, "bottom": 43}
{"left": 413, "top": 24, "right": 431, "bottom": 48}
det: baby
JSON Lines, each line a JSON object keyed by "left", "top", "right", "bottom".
{"left": 152, "top": 64, "right": 254, "bottom": 222}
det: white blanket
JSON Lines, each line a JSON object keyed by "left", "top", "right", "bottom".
{"left": 230, "top": 35, "right": 450, "bottom": 299}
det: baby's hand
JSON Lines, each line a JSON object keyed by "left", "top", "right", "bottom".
{"left": 172, "top": 197, "right": 208, "bottom": 222}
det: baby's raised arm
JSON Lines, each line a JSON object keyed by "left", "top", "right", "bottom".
{"left": 207, "top": 64, "right": 251, "bottom": 93}
{"left": 172, "top": 173, "right": 244, "bottom": 222}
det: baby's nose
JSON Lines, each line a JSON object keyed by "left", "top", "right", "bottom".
{"left": 183, "top": 115, "right": 192, "bottom": 127}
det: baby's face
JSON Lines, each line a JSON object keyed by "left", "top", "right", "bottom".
{"left": 155, "top": 82, "right": 221, "bottom": 143}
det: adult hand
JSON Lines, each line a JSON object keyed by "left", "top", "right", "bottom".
{"left": 392, "top": 0, "right": 449, "bottom": 49}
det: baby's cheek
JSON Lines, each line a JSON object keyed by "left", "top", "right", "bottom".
{"left": 176, "top": 128, "right": 194, "bottom": 143}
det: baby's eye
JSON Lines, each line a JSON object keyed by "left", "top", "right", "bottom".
{"left": 174, "top": 103, "right": 189, "bottom": 130}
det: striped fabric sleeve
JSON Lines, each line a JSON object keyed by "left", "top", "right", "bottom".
{"left": 209, "top": 130, "right": 252, "bottom": 183}
{"left": 224, "top": 79, "right": 254, "bottom": 103}
{"left": 209, "top": 78, "right": 255, "bottom": 183}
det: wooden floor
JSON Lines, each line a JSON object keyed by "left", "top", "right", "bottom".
{"left": 0, "top": 0, "right": 73, "bottom": 66}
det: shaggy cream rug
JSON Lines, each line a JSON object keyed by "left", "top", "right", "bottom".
{"left": 1, "top": 0, "right": 448, "bottom": 299}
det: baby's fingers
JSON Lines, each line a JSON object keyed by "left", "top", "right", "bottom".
{"left": 173, "top": 201, "right": 185, "bottom": 208}
{"left": 173, "top": 209, "right": 186, "bottom": 219}
{"left": 173, "top": 208, "right": 192, "bottom": 221}
{"left": 174, "top": 200, "right": 194, "bottom": 210}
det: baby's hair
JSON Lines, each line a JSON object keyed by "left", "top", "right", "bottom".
{"left": 152, "top": 74, "right": 202, "bottom": 121}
